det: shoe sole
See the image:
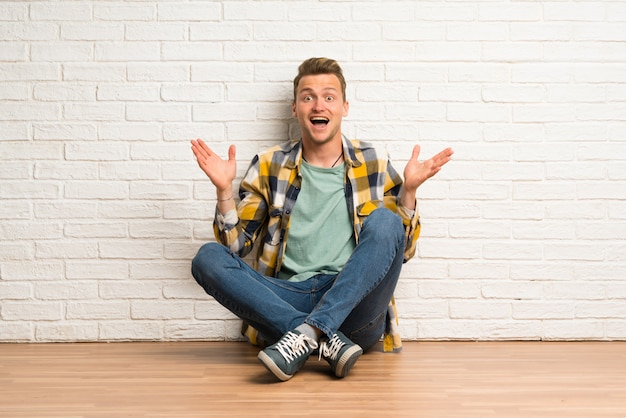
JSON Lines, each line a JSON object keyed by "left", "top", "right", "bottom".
{"left": 334, "top": 345, "right": 363, "bottom": 378}
{"left": 257, "top": 350, "right": 293, "bottom": 382}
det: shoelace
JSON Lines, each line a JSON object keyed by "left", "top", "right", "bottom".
{"left": 276, "top": 332, "right": 317, "bottom": 364}
{"left": 318, "top": 335, "right": 344, "bottom": 361}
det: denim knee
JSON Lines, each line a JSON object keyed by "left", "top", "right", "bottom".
{"left": 191, "top": 242, "right": 227, "bottom": 288}
{"left": 363, "top": 208, "right": 404, "bottom": 245}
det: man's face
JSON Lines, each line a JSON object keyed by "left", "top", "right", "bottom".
{"left": 292, "top": 74, "right": 349, "bottom": 147}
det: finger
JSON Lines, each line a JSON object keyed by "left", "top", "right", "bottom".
{"left": 410, "top": 144, "right": 421, "bottom": 161}
{"left": 228, "top": 144, "right": 236, "bottom": 162}
{"left": 195, "top": 138, "right": 213, "bottom": 155}
{"left": 432, "top": 147, "right": 453, "bottom": 165}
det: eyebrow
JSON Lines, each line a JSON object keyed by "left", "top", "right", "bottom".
{"left": 298, "top": 87, "right": 338, "bottom": 95}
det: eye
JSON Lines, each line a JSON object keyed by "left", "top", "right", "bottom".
{"left": 303, "top": 95, "right": 312, "bottom": 101}
{"left": 326, "top": 96, "right": 334, "bottom": 101}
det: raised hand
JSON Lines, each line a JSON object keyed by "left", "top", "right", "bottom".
{"left": 191, "top": 139, "right": 237, "bottom": 193}
{"left": 403, "top": 145, "right": 453, "bottom": 192}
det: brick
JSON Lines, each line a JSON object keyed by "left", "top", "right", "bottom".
{"left": 63, "top": 63, "right": 126, "bottom": 81}
{"left": 0, "top": 323, "right": 33, "bottom": 342}
{"left": 67, "top": 301, "right": 130, "bottom": 320}
{"left": 99, "top": 241, "right": 163, "bottom": 260}
{"left": 447, "top": 104, "right": 510, "bottom": 122}
{"left": 483, "top": 242, "right": 543, "bottom": 260}
{"left": 98, "top": 202, "right": 162, "bottom": 219}
{"left": 223, "top": 2, "right": 287, "bottom": 21}
{"left": 131, "top": 301, "right": 193, "bottom": 320}
{"left": 99, "top": 162, "right": 160, "bottom": 181}
{"left": 125, "top": 23, "right": 185, "bottom": 41}
{"left": 0, "top": 242, "right": 34, "bottom": 260}
{"left": 0, "top": 261, "right": 65, "bottom": 281}
{"left": 415, "top": 42, "right": 480, "bottom": 61}
{"left": 510, "top": 262, "right": 574, "bottom": 281}
{"left": 34, "top": 123, "right": 97, "bottom": 141}
{"left": 35, "top": 323, "right": 99, "bottom": 342}
{"left": 448, "top": 262, "right": 510, "bottom": 280}
{"left": 164, "top": 321, "right": 236, "bottom": 341}
{"left": 35, "top": 282, "right": 98, "bottom": 300}
{"left": 0, "top": 103, "right": 59, "bottom": 121}
{"left": 31, "top": 43, "right": 93, "bottom": 62}
{"left": 482, "top": 282, "right": 543, "bottom": 300}
{"left": 64, "top": 174, "right": 129, "bottom": 199}
{"left": 543, "top": 320, "right": 604, "bottom": 340}
{"left": 126, "top": 103, "right": 190, "bottom": 122}
{"left": 0, "top": 282, "right": 32, "bottom": 300}
{"left": 127, "top": 63, "right": 189, "bottom": 82}
{"left": 0, "top": 222, "right": 62, "bottom": 240}
{"left": 0, "top": 3, "right": 28, "bottom": 21}
{"left": 129, "top": 262, "right": 190, "bottom": 281}
{"left": 161, "top": 42, "right": 221, "bottom": 61}
{"left": 2, "top": 302, "right": 63, "bottom": 321}
{"left": 191, "top": 62, "right": 253, "bottom": 82}
{"left": 129, "top": 222, "right": 192, "bottom": 239}
{"left": 0, "top": 83, "right": 28, "bottom": 100}
{"left": 158, "top": 2, "right": 221, "bottom": 21}
{"left": 450, "top": 181, "right": 510, "bottom": 200}
{"left": 576, "top": 301, "right": 626, "bottom": 319}
{"left": 35, "top": 241, "right": 98, "bottom": 259}
{"left": 30, "top": 3, "right": 92, "bottom": 21}
{"left": 512, "top": 222, "right": 576, "bottom": 240}
{"left": 513, "top": 302, "right": 574, "bottom": 320}
{"left": 34, "top": 202, "right": 98, "bottom": 219}
{"left": 193, "top": 103, "right": 263, "bottom": 122}
{"left": 479, "top": 3, "right": 541, "bottom": 21}
{"left": 161, "top": 84, "right": 223, "bottom": 102}
{"left": 449, "top": 301, "right": 512, "bottom": 320}
{"left": 64, "top": 103, "right": 125, "bottom": 121}
{"left": 63, "top": 222, "right": 128, "bottom": 238}
{"left": 95, "top": 42, "right": 160, "bottom": 62}
{"left": 0, "top": 43, "right": 27, "bottom": 61}
{"left": 353, "top": 43, "right": 415, "bottom": 62}
{"left": 65, "top": 142, "right": 129, "bottom": 161}
{"left": 419, "top": 281, "right": 480, "bottom": 299}
{"left": 195, "top": 301, "right": 239, "bottom": 321}
{"left": 510, "top": 23, "right": 570, "bottom": 41}
{"left": 99, "top": 321, "right": 163, "bottom": 341}
{"left": 99, "top": 282, "right": 163, "bottom": 300}
{"left": 317, "top": 23, "right": 382, "bottom": 42}
{"left": 163, "top": 281, "right": 206, "bottom": 299}
{"left": 0, "top": 162, "right": 30, "bottom": 179}
{"left": 94, "top": 4, "right": 155, "bottom": 21}
{"left": 99, "top": 123, "right": 162, "bottom": 141}
{"left": 65, "top": 261, "right": 129, "bottom": 280}
{"left": 189, "top": 23, "right": 251, "bottom": 41}
{"left": 0, "top": 23, "right": 59, "bottom": 41}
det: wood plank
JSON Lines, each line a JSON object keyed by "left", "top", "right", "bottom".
{"left": 1, "top": 341, "right": 625, "bottom": 417}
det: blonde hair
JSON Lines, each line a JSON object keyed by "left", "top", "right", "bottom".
{"left": 293, "top": 57, "right": 346, "bottom": 102}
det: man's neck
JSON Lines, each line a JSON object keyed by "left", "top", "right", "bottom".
{"left": 301, "top": 136, "right": 343, "bottom": 168}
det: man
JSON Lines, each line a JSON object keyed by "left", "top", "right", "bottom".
{"left": 191, "top": 57, "right": 453, "bottom": 382}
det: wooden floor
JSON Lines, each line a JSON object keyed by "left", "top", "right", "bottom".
{"left": 1, "top": 341, "right": 625, "bottom": 418}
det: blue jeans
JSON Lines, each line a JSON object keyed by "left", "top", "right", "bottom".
{"left": 191, "top": 208, "right": 405, "bottom": 352}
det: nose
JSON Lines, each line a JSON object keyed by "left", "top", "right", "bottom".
{"left": 312, "top": 98, "right": 325, "bottom": 111}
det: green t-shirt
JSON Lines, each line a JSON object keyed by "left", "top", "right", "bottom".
{"left": 278, "top": 161, "right": 356, "bottom": 282}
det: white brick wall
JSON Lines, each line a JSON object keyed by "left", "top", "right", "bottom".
{"left": 1, "top": 0, "right": 625, "bottom": 342}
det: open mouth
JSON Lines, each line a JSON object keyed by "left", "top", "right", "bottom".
{"left": 310, "top": 117, "right": 329, "bottom": 127}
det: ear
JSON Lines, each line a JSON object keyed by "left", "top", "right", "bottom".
{"left": 291, "top": 101, "right": 297, "bottom": 118}
{"left": 343, "top": 100, "right": 349, "bottom": 117}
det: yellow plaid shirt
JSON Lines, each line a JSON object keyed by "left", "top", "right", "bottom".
{"left": 213, "top": 136, "right": 420, "bottom": 352}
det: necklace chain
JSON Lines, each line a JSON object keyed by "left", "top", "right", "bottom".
{"left": 330, "top": 152, "right": 343, "bottom": 168}
{"left": 302, "top": 151, "right": 343, "bottom": 168}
